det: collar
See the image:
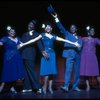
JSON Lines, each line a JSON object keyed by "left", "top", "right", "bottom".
{"left": 73, "top": 33, "right": 78, "bottom": 39}
{"left": 29, "top": 30, "right": 34, "bottom": 36}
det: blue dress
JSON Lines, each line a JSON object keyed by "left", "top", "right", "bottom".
{"left": 40, "top": 33, "right": 57, "bottom": 76}
{"left": 0, "top": 36, "right": 24, "bottom": 82}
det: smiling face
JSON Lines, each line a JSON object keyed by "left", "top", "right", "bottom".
{"left": 28, "top": 22, "right": 35, "bottom": 31}
{"left": 70, "top": 25, "right": 77, "bottom": 34}
{"left": 45, "top": 25, "right": 52, "bottom": 33}
{"left": 88, "top": 28, "right": 95, "bottom": 36}
{"left": 8, "top": 29, "right": 16, "bottom": 38}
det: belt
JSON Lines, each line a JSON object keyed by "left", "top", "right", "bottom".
{"left": 64, "top": 47, "right": 79, "bottom": 52}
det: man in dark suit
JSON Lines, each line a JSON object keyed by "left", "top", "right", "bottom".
{"left": 50, "top": 13, "right": 83, "bottom": 92}
{"left": 21, "top": 20, "right": 48, "bottom": 93}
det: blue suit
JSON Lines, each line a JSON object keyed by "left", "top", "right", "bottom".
{"left": 56, "top": 21, "right": 83, "bottom": 89}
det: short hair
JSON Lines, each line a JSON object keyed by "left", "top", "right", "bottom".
{"left": 30, "top": 20, "right": 37, "bottom": 25}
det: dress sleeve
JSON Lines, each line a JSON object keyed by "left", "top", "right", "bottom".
{"left": 52, "top": 34, "right": 57, "bottom": 40}
{"left": 95, "top": 38, "right": 100, "bottom": 45}
{"left": 17, "top": 36, "right": 22, "bottom": 44}
{"left": 0, "top": 36, "right": 8, "bottom": 44}
{"left": 41, "top": 33, "right": 45, "bottom": 38}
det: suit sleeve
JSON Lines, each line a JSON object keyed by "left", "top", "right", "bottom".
{"left": 78, "top": 39, "right": 83, "bottom": 52}
{"left": 55, "top": 18, "right": 69, "bottom": 36}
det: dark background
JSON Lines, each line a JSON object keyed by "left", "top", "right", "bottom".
{"left": 0, "top": 0, "right": 100, "bottom": 36}
{"left": 0, "top": 0, "right": 100, "bottom": 77}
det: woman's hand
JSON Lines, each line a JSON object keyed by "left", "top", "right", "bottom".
{"left": 42, "top": 51, "right": 49, "bottom": 60}
{"left": 17, "top": 43, "right": 24, "bottom": 49}
{"left": 74, "top": 41, "right": 81, "bottom": 48}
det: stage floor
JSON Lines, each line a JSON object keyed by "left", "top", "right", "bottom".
{"left": 0, "top": 88, "right": 100, "bottom": 99}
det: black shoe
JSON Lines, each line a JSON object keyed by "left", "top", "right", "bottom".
{"left": 60, "top": 86, "right": 68, "bottom": 92}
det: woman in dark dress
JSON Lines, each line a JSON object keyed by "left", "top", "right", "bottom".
{"left": 0, "top": 26, "right": 24, "bottom": 93}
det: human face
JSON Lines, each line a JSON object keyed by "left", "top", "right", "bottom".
{"left": 45, "top": 25, "right": 52, "bottom": 33}
{"left": 70, "top": 25, "right": 77, "bottom": 34}
{"left": 8, "top": 29, "right": 16, "bottom": 38}
{"left": 88, "top": 28, "right": 95, "bottom": 36}
{"left": 28, "top": 22, "right": 35, "bottom": 31}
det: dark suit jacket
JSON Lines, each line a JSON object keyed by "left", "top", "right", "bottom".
{"left": 21, "top": 31, "right": 44, "bottom": 60}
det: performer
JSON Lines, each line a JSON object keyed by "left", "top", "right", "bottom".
{"left": 0, "top": 26, "right": 24, "bottom": 93}
{"left": 80, "top": 26, "right": 100, "bottom": 91}
{"left": 18, "top": 22, "right": 80, "bottom": 94}
{"left": 48, "top": 4, "right": 83, "bottom": 92}
{"left": 20, "top": 20, "right": 48, "bottom": 93}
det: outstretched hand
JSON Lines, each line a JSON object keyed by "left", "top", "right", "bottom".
{"left": 17, "top": 43, "right": 24, "bottom": 50}
{"left": 74, "top": 41, "right": 81, "bottom": 48}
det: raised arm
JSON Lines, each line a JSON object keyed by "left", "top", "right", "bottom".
{"left": 51, "top": 13, "right": 69, "bottom": 36}
{"left": 24, "top": 35, "right": 42, "bottom": 46}
{"left": 56, "top": 36, "right": 81, "bottom": 48}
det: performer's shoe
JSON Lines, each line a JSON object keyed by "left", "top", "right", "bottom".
{"left": 42, "top": 87, "right": 46, "bottom": 95}
{"left": 60, "top": 86, "right": 68, "bottom": 92}
{"left": 10, "top": 87, "right": 17, "bottom": 93}
{"left": 72, "top": 87, "right": 81, "bottom": 92}
{"left": 37, "top": 88, "right": 42, "bottom": 94}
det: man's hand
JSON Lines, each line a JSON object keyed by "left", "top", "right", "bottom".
{"left": 51, "top": 13, "right": 57, "bottom": 18}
